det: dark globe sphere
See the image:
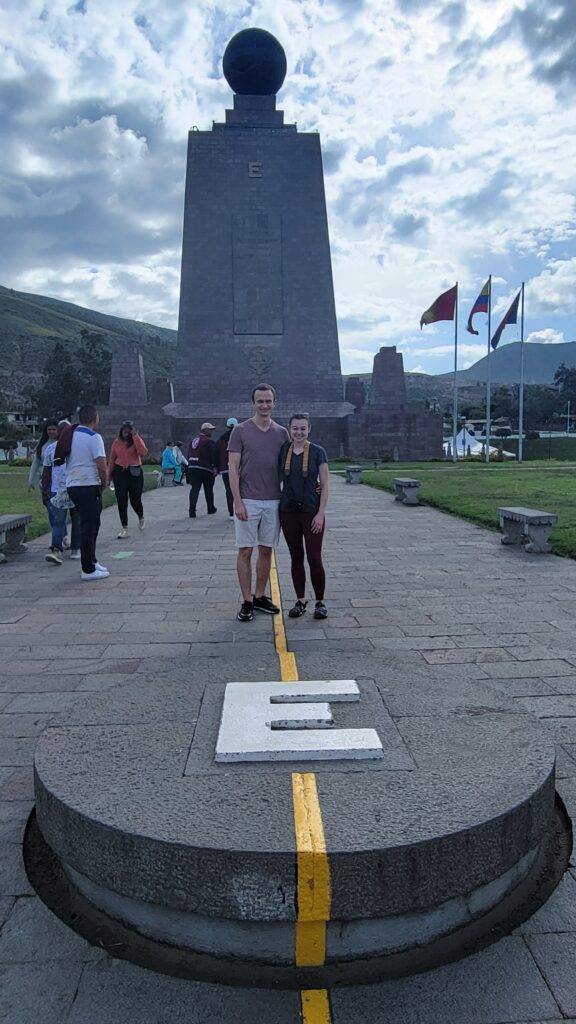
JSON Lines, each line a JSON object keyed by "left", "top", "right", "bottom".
{"left": 223, "top": 28, "right": 287, "bottom": 96}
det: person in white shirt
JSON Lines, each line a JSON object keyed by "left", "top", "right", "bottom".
{"left": 42, "top": 419, "right": 81, "bottom": 565}
{"left": 65, "top": 405, "right": 109, "bottom": 581}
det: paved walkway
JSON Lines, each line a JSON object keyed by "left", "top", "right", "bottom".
{"left": 2, "top": 474, "right": 576, "bottom": 1023}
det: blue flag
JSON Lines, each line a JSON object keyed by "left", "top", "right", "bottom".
{"left": 491, "top": 290, "right": 520, "bottom": 350}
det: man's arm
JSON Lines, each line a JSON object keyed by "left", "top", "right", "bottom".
{"left": 95, "top": 456, "right": 108, "bottom": 491}
{"left": 228, "top": 451, "right": 247, "bottom": 520}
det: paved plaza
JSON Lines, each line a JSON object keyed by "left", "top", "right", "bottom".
{"left": 2, "top": 473, "right": 576, "bottom": 1022}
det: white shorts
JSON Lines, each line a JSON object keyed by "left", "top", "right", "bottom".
{"left": 234, "top": 499, "right": 280, "bottom": 549}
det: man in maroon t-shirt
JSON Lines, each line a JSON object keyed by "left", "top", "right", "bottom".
{"left": 186, "top": 423, "right": 218, "bottom": 518}
{"left": 228, "top": 384, "right": 289, "bottom": 622}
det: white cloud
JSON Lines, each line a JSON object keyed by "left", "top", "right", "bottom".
{"left": 0, "top": 0, "right": 574, "bottom": 376}
{"left": 526, "top": 328, "right": 566, "bottom": 345}
{"left": 404, "top": 343, "right": 486, "bottom": 362}
{"left": 527, "top": 258, "right": 576, "bottom": 316}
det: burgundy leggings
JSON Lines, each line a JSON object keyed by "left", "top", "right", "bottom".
{"left": 279, "top": 511, "right": 326, "bottom": 601}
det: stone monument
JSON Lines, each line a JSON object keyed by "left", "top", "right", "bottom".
{"left": 164, "top": 27, "right": 353, "bottom": 453}
{"left": 98, "top": 28, "right": 443, "bottom": 462}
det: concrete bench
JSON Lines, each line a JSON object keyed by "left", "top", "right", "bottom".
{"left": 498, "top": 506, "right": 558, "bottom": 554}
{"left": 0, "top": 513, "right": 32, "bottom": 563}
{"left": 394, "top": 477, "right": 421, "bottom": 506}
{"left": 345, "top": 465, "right": 363, "bottom": 485}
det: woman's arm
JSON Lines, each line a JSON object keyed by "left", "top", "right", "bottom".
{"left": 311, "top": 462, "right": 330, "bottom": 533}
{"left": 108, "top": 440, "right": 118, "bottom": 482}
{"left": 28, "top": 453, "right": 41, "bottom": 488}
{"left": 133, "top": 433, "right": 148, "bottom": 457}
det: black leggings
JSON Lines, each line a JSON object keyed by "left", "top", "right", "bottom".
{"left": 279, "top": 511, "right": 326, "bottom": 601}
{"left": 113, "top": 466, "right": 144, "bottom": 527}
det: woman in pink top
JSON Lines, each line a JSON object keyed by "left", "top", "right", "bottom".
{"left": 108, "top": 420, "right": 148, "bottom": 538}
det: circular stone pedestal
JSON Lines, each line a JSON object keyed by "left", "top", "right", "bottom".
{"left": 28, "top": 673, "right": 571, "bottom": 988}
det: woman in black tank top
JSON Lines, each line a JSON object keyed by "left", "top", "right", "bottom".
{"left": 278, "top": 413, "right": 330, "bottom": 619}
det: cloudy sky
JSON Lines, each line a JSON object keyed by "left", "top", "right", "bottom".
{"left": 1, "top": 0, "right": 575, "bottom": 374}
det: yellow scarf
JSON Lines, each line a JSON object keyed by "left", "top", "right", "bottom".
{"left": 284, "top": 440, "right": 310, "bottom": 478}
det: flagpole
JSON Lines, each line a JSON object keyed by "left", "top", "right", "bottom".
{"left": 518, "top": 282, "right": 525, "bottom": 463}
{"left": 485, "top": 274, "right": 492, "bottom": 463}
{"left": 452, "top": 283, "right": 458, "bottom": 463}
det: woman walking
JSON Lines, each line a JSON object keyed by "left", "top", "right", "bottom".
{"left": 41, "top": 419, "right": 81, "bottom": 564}
{"left": 28, "top": 419, "right": 58, "bottom": 492}
{"left": 216, "top": 417, "right": 238, "bottom": 519}
{"left": 108, "top": 421, "right": 148, "bottom": 538}
{"left": 278, "top": 413, "right": 330, "bottom": 620}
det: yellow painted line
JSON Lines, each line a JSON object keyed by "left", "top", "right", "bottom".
{"left": 269, "top": 552, "right": 288, "bottom": 655}
{"left": 279, "top": 650, "right": 299, "bottom": 682}
{"left": 300, "top": 989, "right": 332, "bottom": 1024}
{"left": 292, "top": 772, "right": 331, "bottom": 965}
{"left": 269, "top": 551, "right": 332, "bottom": 1019}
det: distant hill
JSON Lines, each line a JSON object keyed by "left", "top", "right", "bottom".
{"left": 442, "top": 340, "right": 576, "bottom": 386}
{"left": 0, "top": 285, "right": 177, "bottom": 407}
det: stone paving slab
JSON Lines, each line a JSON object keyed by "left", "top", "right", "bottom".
{"left": 1, "top": 477, "right": 576, "bottom": 1019}
{"left": 331, "top": 937, "right": 560, "bottom": 1022}
{"left": 527, "top": 933, "right": 576, "bottom": 1017}
{"left": 0, "top": 963, "right": 84, "bottom": 1024}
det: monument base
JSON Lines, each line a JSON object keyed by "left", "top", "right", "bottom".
{"left": 164, "top": 400, "right": 354, "bottom": 459}
{"left": 24, "top": 801, "right": 571, "bottom": 988}
{"left": 28, "top": 673, "right": 571, "bottom": 989}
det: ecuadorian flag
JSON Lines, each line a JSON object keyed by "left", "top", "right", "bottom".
{"left": 466, "top": 278, "right": 490, "bottom": 335}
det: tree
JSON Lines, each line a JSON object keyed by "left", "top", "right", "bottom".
{"left": 77, "top": 330, "right": 112, "bottom": 404}
{"left": 554, "top": 363, "right": 576, "bottom": 400}
{"left": 31, "top": 342, "right": 83, "bottom": 418}
{"left": 26, "top": 333, "right": 113, "bottom": 419}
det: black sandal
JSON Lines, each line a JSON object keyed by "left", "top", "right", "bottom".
{"left": 314, "top": 601, "right": 328, "bottom": 620}
{"left": 288, "top": 600, "right": 308, "bottom": 618}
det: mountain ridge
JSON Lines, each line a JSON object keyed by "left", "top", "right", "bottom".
{"left": 1, "top": 284, "right": 574, "bottom": 408}
{"left": 0, "top": 284, "right": 177, "bottom": 406}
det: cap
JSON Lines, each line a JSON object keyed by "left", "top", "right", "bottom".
{"left": 121, "top": 420, "right": 134, "bottom": 429}
{"left": 201, "top": 422, "right": 216, "bottom": 431}
{"left": 226, "top": 417, "right": 239, "bottom": 428}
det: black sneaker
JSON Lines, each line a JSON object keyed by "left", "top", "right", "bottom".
{"left": 288, "top": 600, "right": 308, "bottom": 618}
{"left": 314, "top": 601, "right": 328, "bottom": 620}
{"left": 189, "top": 511, "right": 196, "bottom": 518}
{"left": 253, "top": 595, "right": 280, "bottom": 615}
{"left": 237, "top": 600, "right": 254, "bottom": 622}
{"left": 207, "top": 508, "right": 217, "bottom": 515}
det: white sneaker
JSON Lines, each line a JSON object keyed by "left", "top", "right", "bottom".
{"left": 138, "top": 518, "right": 145, "bottom": 531}
{"left": 95, "top": 562, "right": 108, "bottom": 573}
{"left": 117, "top": 528, "right": 128, "bottom": 539}
{"left": 70, "top": 549, "right": 81, "bottom": 560}
{"left": 81, "top": 568, "right": 110, "bottom": 581}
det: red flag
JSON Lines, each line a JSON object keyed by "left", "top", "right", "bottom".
{"left": 420, "top": 285, "right": 457, "bottom": 329}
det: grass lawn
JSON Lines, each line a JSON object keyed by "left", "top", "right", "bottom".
{"left": 337, "top": 460, "right": 576, "bottom": 559}
{"left": 0, "top": 465, "right": 159, "bottom": 542}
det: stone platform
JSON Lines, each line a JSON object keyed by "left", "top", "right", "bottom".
{"left": 3, "top": 474, "right": 576, "bottom": 1019}
{"left": 30, "top": 662, "right": 565, "bottom": 986}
